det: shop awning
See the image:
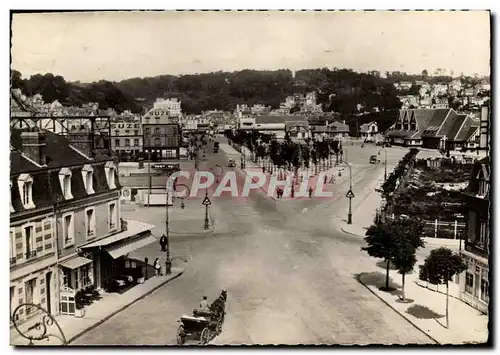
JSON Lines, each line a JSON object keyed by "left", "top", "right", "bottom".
{"left": 104, "top": 232, "right": 157, "bottom": 259}
{"left": 81, "top": 220, "right": 156, "bottom": 249}
{"left": 60, "top": 256, "right": 93, "bottom": 269}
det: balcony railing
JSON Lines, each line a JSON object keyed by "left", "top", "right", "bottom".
{"left": 25, "top": 250, "right": 37, "bottom": 260}
{"left": 10, "top": 257, "right": 17, "bottom": 265}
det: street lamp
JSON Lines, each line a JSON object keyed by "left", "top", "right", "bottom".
{"left": 339, "top": 161, "right": 354, "bottom": 225}
{"left": 164, "top": 183, "right": 191, "bottom": 275}
{"left": 11, "top": 303, "right": 67, "bottom": 345}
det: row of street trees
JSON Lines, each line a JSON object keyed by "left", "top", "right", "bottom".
{"left": 226, "top": 129, "right": 344, "bottom": 179}
{"left": 364, "top": 151, "right": 466, "bottom": 329}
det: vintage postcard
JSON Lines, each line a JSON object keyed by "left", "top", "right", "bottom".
{"left": 9, "top": 10, "right": 490, "bottom": 346}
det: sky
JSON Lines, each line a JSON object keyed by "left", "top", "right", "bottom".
{"left": 11, "top": 10, "right": 491, "bottom": 83}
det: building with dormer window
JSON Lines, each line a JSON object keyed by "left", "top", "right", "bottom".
{"left": 10, "top": 128, "right": 155, "bottom": 320}
{"left": 459, "top": 156, "right": 490, "bottom": 314}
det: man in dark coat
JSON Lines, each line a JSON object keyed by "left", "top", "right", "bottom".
{"left": 159, "top": 235, "right": 167, "bottom": 252}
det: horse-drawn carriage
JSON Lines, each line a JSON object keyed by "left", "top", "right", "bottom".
{"left": 176, "top": 290, "right": 227, "bottom": 345}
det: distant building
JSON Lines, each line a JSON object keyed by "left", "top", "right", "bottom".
{"left": 460, "top": 156, "right": 490, "bottom": 314}
{"left": 253, "top": 115, "right": 309, "bottom": 139}
{"left": 385, "top": 108, "right": 480, "bottom": 150}
{"left": 110, "top": 120, "right": 143, "bottom": 159}
{"left": 142, "top": 105, "right": 180, "bottom": 160}
{"left": 152, "top": 98, "right": 182, "bottom": 117}
{"left": 359, "top": 121, "right": 379, "bottom": 141}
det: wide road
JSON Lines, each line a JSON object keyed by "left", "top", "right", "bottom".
{"left": 73, "top": 138, "right": 438, "bottom": 345}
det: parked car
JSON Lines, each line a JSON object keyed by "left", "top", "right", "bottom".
{"left": 228, "top": 158, "right": 236, "bottom": 167}
{"left": 369, "top": 155, "right": 379, "bottom": 164}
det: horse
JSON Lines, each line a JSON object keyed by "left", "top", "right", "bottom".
{"left": 209, "top": 290, "right": 227, "bottom": 316}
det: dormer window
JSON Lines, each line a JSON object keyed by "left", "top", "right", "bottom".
{"left": 105, "top": 161, "right": 117, "bottom": 189}
{"left": 82, "top": 165, "right": 94, "bottom": 195}
{"left": 17, "top": 173, "right": 35, "bottom": 209}
{"left": 59, "top": 168, "right": 73, "bottom": 200}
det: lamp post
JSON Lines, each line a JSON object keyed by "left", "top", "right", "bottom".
{"left": 11, "top": 303, "right": 67, "bottom": 345}
{"left": 343, "top": 161, "right": 354, "bottom": 225}
{"left": 147, "top": 151, "right": 152, "bottom": 206}
{"left": 164, "top": 182, "right": 190, "bottom": 275}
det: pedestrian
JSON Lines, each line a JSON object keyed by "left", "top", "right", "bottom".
{"left": 200, "top": 296, "right": 210, "bottom": 311}
{"left": 262, "top": 166, "right": 265, "bottom": 174}
{"left": 324, "top": 175, "right": 327, "bottom": 184}
{"left": 279, "top": 188, "right": 283, "bottom": 199}
{"left": 308, "top": 186, "right": 313, "bottom": 198}
{"left": 159, "top": 234, "right": 167, "bottom": 252}
{"left": 153, "top": 258, "right": 161, "bottom": 276}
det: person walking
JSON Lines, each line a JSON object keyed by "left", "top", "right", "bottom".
{"left": 308, "top": 186, "right": 313, "bottom": 198}
{"left": 159, "top": 234, "right": 167, "bottom": 252}
{"left": 153, "top": 258, "right": 161, "bottom": 276}
{"left": 324, "top": 175, "right": 327, "bottom": 184}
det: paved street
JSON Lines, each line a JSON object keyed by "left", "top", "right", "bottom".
{"left": 73, "top": 140, "right": 440, "bottom": 345}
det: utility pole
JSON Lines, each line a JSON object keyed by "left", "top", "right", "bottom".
{"left": 345, "top": 162, "right": 354, "bottom": 225}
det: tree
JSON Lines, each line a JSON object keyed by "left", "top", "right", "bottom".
{"left": 421, "top": 69, "right": 428, "bottom": 77}
{"left": 362, "top": 222, "right": 398, "bottom": 291}
{"left": 419, "top": 248, "right": 467, "bottom": 328}
{"left": 390, "top": 218, "right": 425, "bottom": 301}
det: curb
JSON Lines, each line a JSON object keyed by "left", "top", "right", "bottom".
{"left": 355, "top": 274, "right": 440, "bottom": 345}
{"left": 67, "top": 270, "right": 185, "bottom": 345}
{"left": 340, "top": 227, "right": 365, "bottom": 238}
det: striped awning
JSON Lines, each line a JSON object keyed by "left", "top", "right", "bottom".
{"left": 104, "top": 232, "right": 157, "bottom": 259}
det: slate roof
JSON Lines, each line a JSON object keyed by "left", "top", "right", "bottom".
{"left": 359, "top": 122, "right": 377, "bottom": 133}
{"left": 328, "top": 121, "right": 349, "bottom": 132}
{"left": 445, "top": 114, "right": 469, "bottom": 141}
{"left": 10, "top": 128, "right": 119, "bottom": 214}
{"left": 387, "top": 109, "right": 455, "bottom": 140}
{"left": 455, "top": 117, "right": 480, "bottom": 142}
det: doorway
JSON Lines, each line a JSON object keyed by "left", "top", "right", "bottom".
{"left": 46, "top": 272, "right": 52, "bottom": 314}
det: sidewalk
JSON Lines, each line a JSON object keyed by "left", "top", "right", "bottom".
{"left": 357, "top": 265, "right": 488, "bottom": 344}
{"left": 10, "top": 268, "right": 184, "bottom": 346}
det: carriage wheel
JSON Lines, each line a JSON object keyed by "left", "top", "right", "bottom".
{"left": 200, "top": 327, "right": 210, "bottom": 345}
{"left": 176, "top": 325, "right": 185, "bottom": 345}
{"left": 216, "top": 318, "right": 223, "bottom": 335}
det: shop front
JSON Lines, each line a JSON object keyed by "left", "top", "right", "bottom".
{"left": 58, "top": 255, "right": 94, "bottom": 316}
{"left": 81, "top": 219, "right": 156, "bottom": 293}
{"left": 459, "top": 250, "right": 489, "bottom": 314}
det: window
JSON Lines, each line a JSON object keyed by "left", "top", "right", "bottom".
{"left": 82, "top": 165, "right": 94, "bottom": 194}
{"left": 134, "top": 130, "right": 139, "bottom": 136}
{"left": 467, "top": 211, "right": 477, "bottom": 244}
{"left": 25, "top": 279, "right": 36, "bottom": 315}
{"left": 154, "top": 127, "right": 160, "bottom": 135}
{"left": 154, "top": 138, "right": 161, "bottom": 146}
{"left": 115, "top": 139, "right": 120, "bottom": 147}
{"left": 59, "top": 168, "right": 73, "bottom": 200}
{"left": 18, "top": 174, "right": 35, "bottom": 209}
{"left": 85, "top": 207, "right": 96, "bottom": 239}
{"left": 481, "top": 270, "right": 489, "bottom": 303}
{"left": 125, "top": 139, "right": 130, "bottom": 147}
{"left": 63, "top": 213, "right": 74, "bottom": 247}
{"left": 145, "top": 127, "right": 151, "bottom": 135}
{"left": 134, "top": 139, "right": 139, "bottom": 146}
{"left": 125, "top": 130, "right": 130, "bottom": 134}
{"left": 478, "top": 180, "right": 488, "bottom": 196}
{"left": 479, "top": 221, "right": 488, "bottom": 248}
{"left": 105, "top": 161, "right": 116, "bottom": 189}
{"left": 24, "top": 225, "right": 35, "bottom": 259}
{"left": 81, "top": 264, "right": 91, "bottom": 287}
{"left": 465, "top": 272, "right": 474, "bottom": 295}
{"left": 10, "top": 229, "right": 16, "bottom": 264}
{"left": 108, "top": 202, "right": 117, "bottom": 231}
{"left": 115, "top": 130, "right": 120, "bottom": 136}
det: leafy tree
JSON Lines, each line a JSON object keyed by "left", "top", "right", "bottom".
{"left": 419, "top": 248, "right": 467, "bottom": 328}
{"left": 422, "top": 69, "right": 428, "bottom": 77}
{"left": 390, "top": 218, "right": 425, "bottom": 301}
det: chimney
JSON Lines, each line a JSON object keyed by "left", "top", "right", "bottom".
{"left": 479, "top": 106, "right": 489, "bottom": 150}
{"left": 67, "top": 130, "right": 93, "bottom": 158}
{"left": 21, "top": 129, "right": 47, "bottom": 166}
